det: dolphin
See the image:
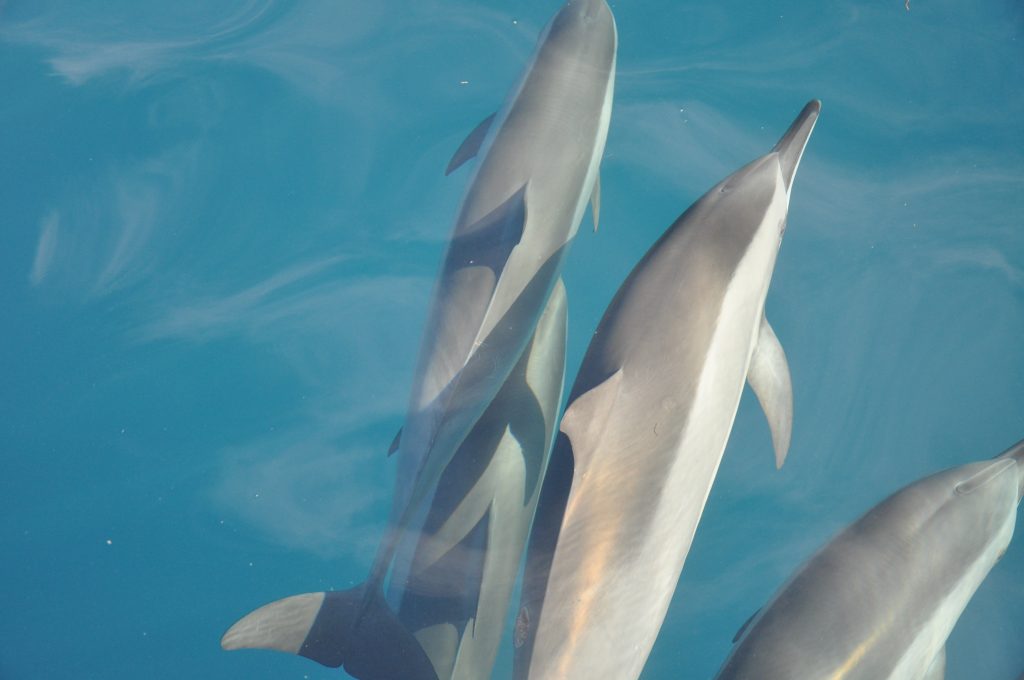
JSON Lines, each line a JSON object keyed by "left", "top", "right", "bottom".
{"left": 514, "top": 100, "right": 821, "bottom": 680}
{"left": 716, "top": 437, "right": 1024, "bottom": 680}
{"left": 387, "top": 280, "right": 568, "bottom": 680}
{"left": 221, "top": 2, "right": 615, "bottom": 673}
{"left": 219, "top": 282, "right": 568, "bottom": 680}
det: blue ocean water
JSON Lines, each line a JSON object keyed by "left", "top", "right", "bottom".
{"left": 1, "top": 0, "right": 1022, "bottom": 678}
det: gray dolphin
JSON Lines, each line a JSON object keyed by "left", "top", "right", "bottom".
{"left": 514, "top": 100, "right": 820, "bottom": 680}
{"left": 387, "top": 280, "right": 567, "bottom": 680}
{"left": 716, "top": 438, "right": 1024, "bottom": 680}
{"left": 222, "top": 1, "right": 615, "bottom": 676}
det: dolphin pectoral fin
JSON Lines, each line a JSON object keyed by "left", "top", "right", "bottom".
{"left": 449, "top": 183, "right": 528, "bottom": 278}
{"left": 388, "top": 427, "right": 402, "bottom": 457}
{"left": 747, "top": 316, "right": 792, "bottom": 469}
{"left": 923, "top": 646, "right": 946, "bottom": 680}
{"left": 445, "top": 112, "right": 496, "bottom": 176}
{"left": 731, "top": 607, "right": 761, "bottom": 643}
{"left": 222, "top": 587, "right": 438, "bottom": 680}
{"left": 591, "top": 173, "right": 601, "bottom": 232}
{"left": 772, "top": 99, "right": 821, "bottom": 192}
{"left": 559, "top": 369, "right": 624, "bottom": 468}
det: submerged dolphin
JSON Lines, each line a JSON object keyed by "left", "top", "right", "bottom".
{"left": 717, "top": 437, "right": 1024, "bottom": 680}
{"left": 388, "top": 281, "right": 567, "bottom": 680}
{"left": 514, "top": 101, "right": 820, "bottom": 680}
{"left": 222, "top": 1, "right": 616, "bottom": 676}
{"left": 219, "top": 284, "right": 567, "bottom": 680}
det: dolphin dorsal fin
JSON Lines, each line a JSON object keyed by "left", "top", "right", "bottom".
{"left": 747, "top": 316, "right": 792, "bottom": 469}
{"left": 591, "top": 174, "right": 601, "bottom": 232}
{"left": 559, "top": 369, "right": 624, "bottom": 467}
{"left": 387, "top": 427, "right": 402, "bottom": 457}
{"left": 772, "top": 100, "right": 821, "bottom": 192}
{"left": 445, "top": 113, "right": 496, "bottom": 176}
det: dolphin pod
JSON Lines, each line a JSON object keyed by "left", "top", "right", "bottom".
{"left": 513, "top": 100, "right": 820, "bottom": 680}
{"left": 222, "top": 1, "right": 614, "bottom": 678}
{"left": 717, "top": 438, "right": 1024, "bottom": 680}
{"left": 220, "top": 1, "right": 1019, "bottom": 679}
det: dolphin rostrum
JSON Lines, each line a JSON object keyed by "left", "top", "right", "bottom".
{"left": 716, "top": 437, "right": 1024, "bottom": 680}
{"left": 514, "top": 100, "right": 820, "bottom": 680}
{"left": 222, "top": 1, "right": 616, "bottom": 676}
{"left": 388, "top": 280, "right": 568, "bottom": 680}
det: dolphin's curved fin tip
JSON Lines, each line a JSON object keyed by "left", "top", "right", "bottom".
{"left": 388, "top": 427, "right": 402, "bottom": 457}
{"left": 731, "top": 607, "right": 761, "bottom": 643}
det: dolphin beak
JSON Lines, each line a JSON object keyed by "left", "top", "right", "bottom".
{"left": 773, "top": 100, "right": 821, "bottom": 193}
{"left": 565, "top": 0, "right": 611, "bottom": 22}
{"left": 996, "top": 437, "right": 1024, "bottom": 502}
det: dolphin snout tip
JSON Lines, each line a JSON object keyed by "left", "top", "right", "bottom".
{"left": 801, "top": 99, "right": 822, "bottom": 121}
{"left": 566, "top": 0, "right": 611, "bottom": 21}
{"left": 996, "top": 437, "right": 1024, "bottom": 502}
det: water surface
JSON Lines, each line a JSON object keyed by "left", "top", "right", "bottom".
{"left": 1, "top": 0, "right": 1022, "bottom": 678}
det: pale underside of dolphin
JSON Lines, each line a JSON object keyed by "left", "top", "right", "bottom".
{"left": 386, "top": 280, "right": 567, "bottom": 680}
{"left": 221, "top": 2, "right": 616, "bottom": 677}
{"left": 716, "top": 437, "right": 1024, "bottom": 680}
{"left": 515, "top": 100, "right": 821, "bottom": 680}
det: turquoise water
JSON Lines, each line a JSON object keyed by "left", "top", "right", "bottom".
{"left": 2, "top": 0, "right": 1022, "bottom": 678}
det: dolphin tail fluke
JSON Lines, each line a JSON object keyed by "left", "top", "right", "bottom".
{"left": 772, "top": 99, "right": 821, "bottom": 192}
{"left": 222, "top": 586, "right": 439, "bottom": 680}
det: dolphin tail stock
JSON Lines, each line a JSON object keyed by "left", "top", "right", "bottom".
{"left": 772, "top": 99, "right": 821, "bottom": 192}
{"left": 222, "top": 583, "right": 439, "bottom": 680}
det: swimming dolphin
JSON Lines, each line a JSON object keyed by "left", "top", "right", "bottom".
{"left": 222, "top": 0, "right": 616, "bottom": 674}
{"left": 514, "top": 100, "right": 820, "bottom": 680}
{"left": 219, "top": 282, "right": 568, "bottom": 680}
{"left": 716, "top": 437, "right": 1024, "bottom": 680}
{"left": 387, "top": 280, "right": 568, "bottom": 680}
